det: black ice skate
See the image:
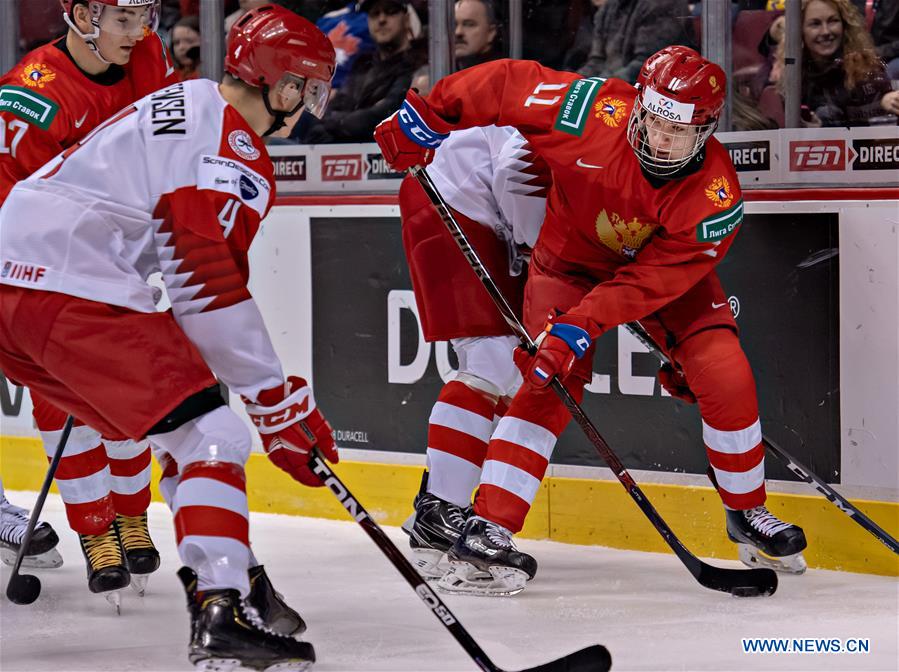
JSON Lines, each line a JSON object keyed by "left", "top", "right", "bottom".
{"left": 726, "top": 505, "right": 808, "bottom": 574}
{"left": 402, "top": 483, "right": 471, "bottom": 580}
{"left": 439, "top": 516, "right": 537, "bottom": 596}
{"left": 79, "top": 527, "right": 131, "bottom": 613}
{"left": 0, "top": 495, "right": 63, "bottom": 569}
{"left": 179, "top": 569, "right": 315, "bottom": 672}
{"left": 181, "top": 566, "right": 306, "bottom": 638}
{"left": 248, "top": 564, "right": 306, "bottom": 636}
{"left": 114, "top": 512, "right": 160, "bottom": 596}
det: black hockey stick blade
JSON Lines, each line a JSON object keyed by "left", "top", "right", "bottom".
{"left": 6, "top": 415, "right": 74, "bottom": 605}
{"left": 518, "top": 644, "right": 612, "bottom": 672}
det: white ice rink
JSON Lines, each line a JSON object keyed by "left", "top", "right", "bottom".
{"left": 1, "top": 492, "right": 897, "bottom": 672}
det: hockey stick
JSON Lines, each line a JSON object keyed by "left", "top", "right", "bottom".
{"left": 411, "top": 166, "right": 777, "bottom": 598}
{"left": 307, "top": 449, "right": 612, "bottom": 672}
{"left": 6, "top": 415, "right": 74, "bottom": 605}
{"left": 624, "top": 320, "right": 899, "bottom": 556}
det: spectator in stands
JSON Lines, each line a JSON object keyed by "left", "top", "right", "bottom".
{"left": 317, "top": 1, "right": 376, "bottom": 90}
{"left": 749, "top": 12, "right": 785, "bottom": 101}
{"left": 577, "top": 0, "right": 691, "bottom": 83}
{"left": 172, "top": 15, "right": 201, "bottom": 80}
{"left": 562, "top": 0, "right": 606, "bottom": 73}
{"left": 292, "top": 0, "right": 424, "bottom": 143}
{"left": 454, "top": 0, "right": 503, "bottom": 70}
{"left": 871, "top": 0, "right": 899, "bottom": 80}
{"left": 759, "top": 0, "right": 899, "bottom": 125}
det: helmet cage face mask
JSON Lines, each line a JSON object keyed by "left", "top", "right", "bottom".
{"left": 626, "top": 88, "right": 717, "bottom": 177}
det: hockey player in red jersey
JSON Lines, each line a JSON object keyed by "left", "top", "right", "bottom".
{"left": 0, "top": 5, "right": 336, "bottom": 666}
{"left": 0, "top": 0, "right": 179, "bottom": 598}
{"left": 397, "top": 126, "right": 549, "bottom": 582}
{"left": 376, "top": 46, "right": 808, "bottom": 595}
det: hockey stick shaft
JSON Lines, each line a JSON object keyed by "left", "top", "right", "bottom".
{"left": 6, "top": 415, "right": 73, "bottom": 598}
{"left": 411, "top": 166, "right": 776, "bottom": 596}
{"left": 624, "top": 320, "right": 898, "bottom": 555}
{"left": 307, "top": 449, "right": 611, "bottom": 672}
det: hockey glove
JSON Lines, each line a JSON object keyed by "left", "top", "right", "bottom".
{"left": 374, "top": 90, "right": 454, "bottom": 171}
{"left": 658, "top": 363, "right": 697, "bottom": 404}
{"left": 515, "top": 315, "right": 593, "bottom": 388}
{"left": 244, "top": 376, "right": 339, "bottom": 487}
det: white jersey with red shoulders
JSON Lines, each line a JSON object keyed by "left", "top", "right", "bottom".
{"left": 426, "top": 125, "right": 549, "bottom": 252}
{"left": 0, "top": 32, "right": 176, "bottom": 203}
{"left": 0, "top": 79, "right": 282, "bottom": 401}
{"left": 422, "top": 59, "right": 744, "bottom": 339}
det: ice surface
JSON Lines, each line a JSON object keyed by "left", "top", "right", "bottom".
{"left": 1, "top": 492, "right": 896, "bottom": 672}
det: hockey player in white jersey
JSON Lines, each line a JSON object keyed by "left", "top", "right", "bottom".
{"left": 0, "top": 5, "right": 336, "bottom": 669}
{"left": 398, "top": 126, "right": 549, "bottom": 595}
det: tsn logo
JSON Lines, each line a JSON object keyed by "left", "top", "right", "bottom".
{"left": 789, "top": 140, "right": 846, "bottom": 171}
{"left": 321, "top": 155, "right": 363, "bottom": 181}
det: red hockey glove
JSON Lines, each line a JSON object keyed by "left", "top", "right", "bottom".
{"left": 374, "top": 90, "right": 454, "bottom": 171}
{"left": 243, "top": 376, "right": 339, "bottom": 487}
{"left": 658, "top": 363, "right": 697, "bottom": 404}
{"left": 515, "top": 315, "right": 593, "bottom": 389}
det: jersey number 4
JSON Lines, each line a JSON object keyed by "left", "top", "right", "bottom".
{"left": 0, "top": 118, "right": 28, "bottom": 159}
{"left": 218, "top": 199, "right": 241, "bottom": 239}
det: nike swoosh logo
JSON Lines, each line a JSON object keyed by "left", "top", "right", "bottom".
{"left": 74, "top": 112, "right": 88, "bottom": 128}
{"left": 576, "top": 158, "right": 604, "bottom": 169}
{"left": 712, "top": 301, "right": 728, "bottom": 309}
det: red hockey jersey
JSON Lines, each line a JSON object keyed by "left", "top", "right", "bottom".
{"left": 0, "top": 32, "right": 176, "bottom": 203}
{"left": 424, "top": 59, "right": 744, "bottom": 339}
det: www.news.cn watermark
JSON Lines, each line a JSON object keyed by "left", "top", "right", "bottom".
{"left": 742, "top": 638, "right": 871, "bottom": 654}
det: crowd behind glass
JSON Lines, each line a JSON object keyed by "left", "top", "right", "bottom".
{"left": 16, "top": 0, "right": 899, "bottom": 143}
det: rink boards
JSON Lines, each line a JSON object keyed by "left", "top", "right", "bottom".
{"left": 1, "top": 188, "right": 897, "bottom": 578}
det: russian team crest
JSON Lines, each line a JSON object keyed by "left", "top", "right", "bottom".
{"left": 593, "top": 96, "right": 627, "bottom": 127}
{"left": 20, "top": 63, "right": 56, "bottom": 89}
{"left": 595, "top": 209, "right": 656, "bottom": 259}
{"left": 705, "top": 176, "right": 733, "bottom": 209}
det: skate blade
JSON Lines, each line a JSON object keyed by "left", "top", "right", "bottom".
{"left": 410, "top": 548, "right": 449, "bottom": 580}
{"left": 400, "top": 511, "right": 416, "bottom": 536}
{"left": 1, "top": 546, "right": 64, "bottom": 569}
{"left": 131, "top": 574, "right": 149, "bottom": 597}
{"left": 104, "top": 590, "right": 123, "bottom": 615}
{"left": 436, "top": 561, "right": 528, "bottom": 597}
{"left": 193, "top": 659, "right": 312, "bottom": 672}
{"left": 737, "top": 544, "right": 807, "bottom": 574}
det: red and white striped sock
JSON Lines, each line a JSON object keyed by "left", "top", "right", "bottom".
{"left": 174, "top": 460, "right": 251, "bottom": 595}
{"left": 475, "top": 383, "right": 575, "bottom": 533}
{"left": 104, "top": 438, "right": 152, "bottom": 517}
{"left": 426, "top": 380, "right": 498, "bottom": 507}
{"left": 41, "top": 425, "right": 115, "bottom": 535}
{"left": 703, "top": 418, "right": 766, "bottom": 510}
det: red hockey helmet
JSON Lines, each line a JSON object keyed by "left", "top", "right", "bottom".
{"left": 627, "top": 46, "right": 726, "bottom": 177}
{"left": 61, "top": 0, "right": 160, "bottom": 39}
{"left": 225, "top": 5, "right": 336, "bottom": 119}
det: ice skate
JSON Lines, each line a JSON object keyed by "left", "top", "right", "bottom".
{"left": 248, "top": 564, "right": 306, "bottom": 636}
{"left": 179, "top": 568, "right": 315, "bottom": 672}
{"left": 114, "top": 512, "right": 160, "bottom": 596}
{"left": 79, "top": 527, "right": 131, "bottom": 614}
{"left": 403, "top": 485, "right": 471, "bottom": 580}
{"left": 438, "top": 516, "right": 537, "bottom": 596}
{"left": 726, "top": 505, "right": 808, "bottom": 574}
{"left": 0, "top": 495, "right": 63, "bottom": 569}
